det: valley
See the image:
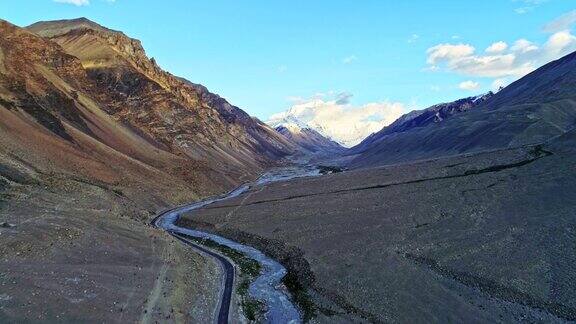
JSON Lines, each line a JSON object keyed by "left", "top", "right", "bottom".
{"left": 153, "top": 166, "right": 323, "bottom": 323}
{"left": 180, "top": 134, "right": 576, "bottom": 323}
{"left": 0, "top": 8, "right": 576, "bottom": 324}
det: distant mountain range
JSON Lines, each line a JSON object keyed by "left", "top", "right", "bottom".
{"left": 351, "top": 92, "right": 494, "bottom": 155}
{"left": 267, "top": 115, "right": 344, "bottom": 153}
{"left": 348, "top": 49, "right": 576, "bottom": 168}
{"left": 274, "top": 122, "right": 344, "bottom": 153}
{"left": 265, "top": 101, "right": 387, "bottom": 148}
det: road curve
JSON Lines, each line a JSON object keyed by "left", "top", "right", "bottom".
{"left": 172, "top": 233, "right": 234, "bottom": 324}
{"left": 151, "top": 165, "right": 321, "bottom": 323}
{"left": 149, "top": 210, "right": 235, "bottom": 323}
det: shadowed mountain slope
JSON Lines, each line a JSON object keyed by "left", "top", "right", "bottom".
{"left": 350, "top": 51, "right": 576, "bottom": 168}
{"left": 352, "top": 92, "right": 493, "bottom": 154}
{"left": 183, "top": 128, "right": 576, "bottom": 323}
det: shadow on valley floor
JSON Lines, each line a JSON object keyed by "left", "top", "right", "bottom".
{"left": 180, "top": 136, "right": 576, "bottom": 323}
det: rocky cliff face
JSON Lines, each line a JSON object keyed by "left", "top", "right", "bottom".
{"left": 26, "top": 18, "right": 295, "bottom": 178}
{"left": 0, "top": 18, "right": 295, "bottom": 205}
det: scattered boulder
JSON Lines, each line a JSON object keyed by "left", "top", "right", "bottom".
{"left": 0, "top": 222, "right": 15, "bottom": 228}
{"left": 318, "top": 165, "right": 345, "bottom": 175}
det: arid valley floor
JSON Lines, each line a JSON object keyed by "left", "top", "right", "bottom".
{"left": 1, "top": 10, "right": 576, "bottom": 323}
{"left": 180, "top": 133, "right": 576, "bottom": 323}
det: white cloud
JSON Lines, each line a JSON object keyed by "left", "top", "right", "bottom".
{"left": 429, "top": 85, "right": 441, "bottom": 92}
{"left": 510, "top": 39, "right": 539, "bottom": 53}
{"left": 408, "top": 34, "right": 420, "bottom": 43}
{"left": 425, "top": 15, "right": 576, "bottom": 79}
{"left": 514, "top": 0, "right": 549, "bottom": 14}
{"left": 543, "top": 10, "right": 576, "bottom": 33}
{"left": 424, "top": 11, "right": 576, "bottom": 93}
{"left": 277, "top": 65, "right": 288, "bottom": 73}
{"left": 426, "top": 44, "right": 475, "bottom": 64}
{"left": 451, "top": 53, "right": 534, "bottom": 77}
{"left": 485, "top": 41, "right": 508, "bottom": 53}
{"left": 458, "top": 80, "right": 480, "bottom": 91}
{"left": 543, "top": 30, "right": 576, "bottom": 60}
{"left": 267, "top": 93, "right": 405, "bottom": 147}
{"left": 54, "top": 0, "right": 89, "bottom": 5}
{"left": 342, "top": 55, "right": 358, "bottom": 64}
{"left": 515, "top": 7, "right": 532, "bottom": 15}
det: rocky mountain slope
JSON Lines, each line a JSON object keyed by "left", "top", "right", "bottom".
{"left": 0, "top": 18, "right": 300, "bottom": 321}
{"left": 184, "top": 130, "right": 576, "bottom": 323}
{"left": 0, "top": 18, "right": 268, "bottom": 323}
{"left": 352, "top": 92, "right": 493, "bottom": 154}
{"left": 349, "top": 50, "right": 576, "bottom": 168}
{"left": 25, "top": 18, "right": 295, "bottom": 184}
{"left": 274, "top": 121, "right": 344, "bottom": 154}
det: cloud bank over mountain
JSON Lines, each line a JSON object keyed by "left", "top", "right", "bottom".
{"left": 267, "top": 93, "right": 404, "bottom": 147}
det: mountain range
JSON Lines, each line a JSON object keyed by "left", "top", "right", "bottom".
{"left": 348, "top": 51, "right": 576, "bottom": 167}
{"left": 265, "top": 98, "right": 394, "bottom": 148}
{"left": 179, "top": 47, "right": 576, "bottom": 323}
{"left": 0, "top": 18, "right": 300, "bottom": 205}
{"left": 1, "top": 15, "right": 576, "bottom": 324}
{"left": 268, "top": 116, "right": 344, "bottom": 154}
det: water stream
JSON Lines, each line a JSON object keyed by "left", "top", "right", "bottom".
{"left": 155, "top": 165, "right": 321, "bottom": 323}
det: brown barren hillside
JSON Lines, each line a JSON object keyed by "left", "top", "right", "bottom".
{"left": 182, "top": 133, "right": 576, "bottom": 323}
{"left": 27, "top": 18, "right": 295, "bottom": 174}
{"left": 0, "top": 18, "right": 297, "bottom": 203}
{"left": 0, "top": 18, "right": 291, "bottom": 323}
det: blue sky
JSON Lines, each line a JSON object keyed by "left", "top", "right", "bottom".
{"left": 2, "top": 0, "right": 576, "bottom": 125}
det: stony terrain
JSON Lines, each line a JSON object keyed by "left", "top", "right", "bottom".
{"left": 0, "top": 174, "right": 224, "bottom": 323}
{"left": 1, "top": 14, "right": 575, "bottom": 324}
{"left": 182, "top": 130, "right": 576, "bottom": 323}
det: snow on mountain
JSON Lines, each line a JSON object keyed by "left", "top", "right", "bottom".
{"left": 267, "top": 96, "right": 404, "bottom": 147}
{"left": 269, "top": 115, "right": 343, "bottom": 152}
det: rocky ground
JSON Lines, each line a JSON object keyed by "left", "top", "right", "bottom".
{"left": 0, "top": 175, "right": 222, "bottom": 323}
{"left": 181, "top": 131, "right": 576, "bottom": 323}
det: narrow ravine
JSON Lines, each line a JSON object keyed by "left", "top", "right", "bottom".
{"left": 153, "top": 165, "right": 322, "bottom": 323}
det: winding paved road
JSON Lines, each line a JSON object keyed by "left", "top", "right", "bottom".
{"left": 150, "top": 166, "right": 320, "bottom": 323}
{"left": 172, "top": 233, "right": 234, "bottom": 324}
{"left": 148, "top": 209, "right": 235, "bottom": 324}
